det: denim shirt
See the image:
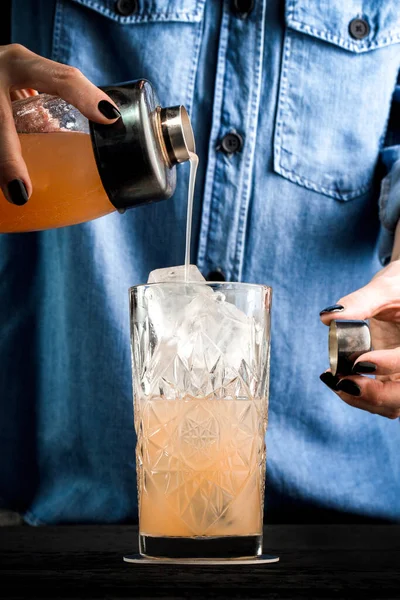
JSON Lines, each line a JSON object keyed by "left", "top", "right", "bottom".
{"left": 1, "top": 0, "right": 399, "bottom": 524}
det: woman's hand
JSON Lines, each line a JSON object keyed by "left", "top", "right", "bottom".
{"left": 320, "top": 259, "right": 400, "bottom": 419}
{"left": 0, "top": 44, "right": 120, "bottom": 204}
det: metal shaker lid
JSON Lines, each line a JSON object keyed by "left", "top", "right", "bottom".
{"left": 329, "top": 320, "right": 371, "bottom": 376}
{"left": 89, "top": 79, "right": 195, "bottom": 213}
{"left": 160, "top": 105, "right": 195, "bottom": 164}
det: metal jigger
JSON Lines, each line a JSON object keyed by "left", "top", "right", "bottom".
{"left": 329, "top": 320, "right": 372, "bottom": 376}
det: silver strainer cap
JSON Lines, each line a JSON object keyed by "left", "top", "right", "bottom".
{"left": 329, "top": 320, "right": 371, "bottom": 376}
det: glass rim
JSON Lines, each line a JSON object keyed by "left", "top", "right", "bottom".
{"left": 129, "top": 281, "right": 272, "bottom": 293}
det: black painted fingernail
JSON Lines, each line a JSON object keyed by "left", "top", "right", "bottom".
{"left": 98, "top": 100, "right": 121, "bottom": 120}
{"left": 336, "top": 379, "right": 361, "bottom": 397}
{"left": 319, "top": 304, "right": 345, "bottom": 316}
{"left": 352, "top": 361, "right": 376, "bottom": 374}
{"left": 320, "top": 372, "right": 340, "bottom": 391}
{"left": 6, "top": 179, "right": 28, "bottom": 206}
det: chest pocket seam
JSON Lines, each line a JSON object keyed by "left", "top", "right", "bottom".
{"left": 273, "top": 0, "right": 400, "bottom": 201}
{"left": 273, "top": 32, "right": 376, "bottom": 201}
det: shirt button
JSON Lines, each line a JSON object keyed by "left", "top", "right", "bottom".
{"left": 232, "top": 0, "right": 254, "bottom": 18}
{"left": 219, "top": 132, "right": 243, "bottom": 155}
{"left": 115, "top": 0, "right": 138, "bottom": 17}
{"left": 349, "top": 18, "right": 370, "bottom": 40}
{"left": 206, "top": 269, "right": 226, "bottom": 282}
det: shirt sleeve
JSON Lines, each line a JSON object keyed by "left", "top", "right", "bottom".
{"left": 379, "top": 75, "right": 400, "bottom": 265}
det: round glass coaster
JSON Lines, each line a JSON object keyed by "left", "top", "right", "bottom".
{"left": 123, "top": 554, "right": 279, "bottom": 565}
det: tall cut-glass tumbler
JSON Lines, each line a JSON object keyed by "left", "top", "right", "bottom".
{"left": 129, "top": 282, "right": 272, "bottom": 560}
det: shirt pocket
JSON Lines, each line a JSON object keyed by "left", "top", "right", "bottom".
{"left": 52, "top": 0, "right": 205, "bottom": 111}
{"left": 274, "top": 0, "right": 400, "bottom": 201}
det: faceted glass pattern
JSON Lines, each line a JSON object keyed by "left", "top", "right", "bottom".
{"left": 130, "top": 283, "right": 272, "bottom": 550}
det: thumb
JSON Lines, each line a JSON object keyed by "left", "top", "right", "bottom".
{"left": 320, "top": 278, "right": 393, "bottom": 325}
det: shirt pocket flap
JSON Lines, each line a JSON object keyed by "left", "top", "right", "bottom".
{"left": 286, "top": 0, "right": 400, "bottom": 53}
{"left": 70, "top": 0, "right": 204, "bottom": 23}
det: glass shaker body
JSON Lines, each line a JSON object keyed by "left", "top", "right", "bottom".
{"left": 0, "top": 94, "right": 113, "bottom": 232}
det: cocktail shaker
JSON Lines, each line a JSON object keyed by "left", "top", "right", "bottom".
{"left": 1, "top": 79, "right": 194, "bottom": 232}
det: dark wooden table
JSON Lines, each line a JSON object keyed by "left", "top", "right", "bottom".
{"left": 1, "top": 525, "right": 399, "bottom": 599}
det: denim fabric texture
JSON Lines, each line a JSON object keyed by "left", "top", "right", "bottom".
{"left": 1, "top": 0, "right": 399, "bottom": 524}
{"left": 379, "top": 77, "right": 400, "bottom": 263}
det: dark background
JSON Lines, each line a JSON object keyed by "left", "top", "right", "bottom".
{"left": 0, "top": 1, "right": 11, "bottom": 46}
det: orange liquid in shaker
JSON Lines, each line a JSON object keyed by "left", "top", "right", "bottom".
{"left": 0, "top": 132, "right": 115, "bottom": 233}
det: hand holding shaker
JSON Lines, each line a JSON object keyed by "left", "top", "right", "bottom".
{"left": 0, "top": 80, "right": 194, "bottom": 232}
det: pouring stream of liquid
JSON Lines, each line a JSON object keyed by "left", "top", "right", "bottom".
{"left": 184, "top": 151, "right": 199, "bottom": 280}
